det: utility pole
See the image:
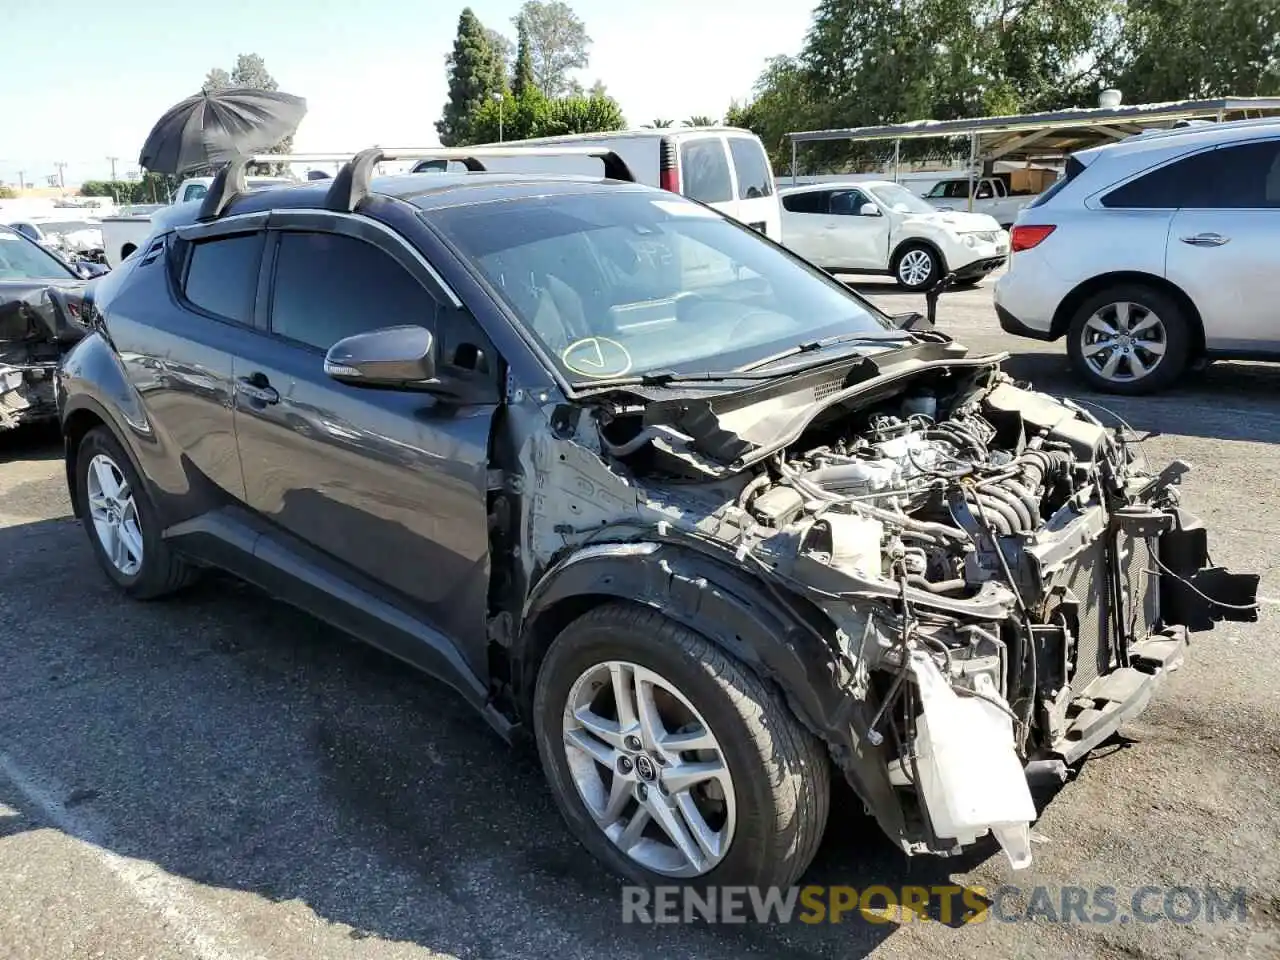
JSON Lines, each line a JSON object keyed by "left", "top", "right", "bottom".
{"left": 54, "top": 161, "right": 67, "bottom": 190}
{"left": 107, "top": 156, "right": 119, "bottom": 180}
{"left": 17, "top": 171, "right": 24, "bottom": 190}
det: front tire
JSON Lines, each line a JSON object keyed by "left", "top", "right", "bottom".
{"left": 533, "top": 603, "right": 830, "bottom": 888}
{"left": 893, "top": 243, "right": 941, "bottom": 290}
{"left": 75, "top": 426, "right": 196, "bottom": 599}
{"left": 1066, "top": 284, "right": 1191, "bottom": 394}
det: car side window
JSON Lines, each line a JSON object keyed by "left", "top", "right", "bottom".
{"left": 680, "top": 138, "right": 733, "bottom": 204}
{"left": 269, "top": 231, "right": 435, "bottom": 351}
{"left": 829, "top": 189, "right": 870, "bottom": 216}
{"left": 181, "top": 232, "right": 264, "bottom": 324}
{"left": 727, "top": 137, "right": 774, "bottom": 199}
{"left": 1196, "top": 141, "right": 1280, "bottom": 208}
{"left": 781, "top": 191, "right": 829, "bottom": 214}
{"left": 976, "top": 181, "right": 994, "bottom": 199}
{"left": 1101, "top": 150, "right": 1219, "bottom": 209}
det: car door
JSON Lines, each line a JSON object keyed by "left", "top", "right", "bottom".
{"left": 725, "top": 134, "right": 782, "bottom": 240}
{"left": 824, "top": 188, "right": 892, "bottom": 270}
{"left": 1164, "top": 138, "right": 1280, "bottom": 351}
{"left": 92, "top": 221, "right": 267, "bottom": 503}
{"left": 231, "top": 214, "right": 500, "bottom": 675}
{"left": 779, "top": 189, "right": 834, "bottom": 265}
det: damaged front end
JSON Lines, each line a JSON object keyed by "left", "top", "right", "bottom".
{"left": 0, "top": 281, "right": 88, "bottom": 430}
{"left": 514, "top": 340, "right": 1258, "bottom": 870}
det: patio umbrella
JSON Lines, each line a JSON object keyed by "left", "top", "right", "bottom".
{"left": 138, "top": 87, "right": 307, "bottom": 175}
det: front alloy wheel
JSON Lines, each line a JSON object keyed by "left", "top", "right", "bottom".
{"left": 86, "top": 453, "right": 144, "bottom": 577}
{"left": 563, "top": 660, "right": 736, "bottom": 878}
{"left": 534, "top": 603, "right": 830, "bottom": 888}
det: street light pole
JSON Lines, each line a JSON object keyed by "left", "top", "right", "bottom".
{"left": 492, "top": 90, "right": 505, "bottom": 142}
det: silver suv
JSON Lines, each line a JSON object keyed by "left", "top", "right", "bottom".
{"left": 994, "top": 119, "right": 1280, "bottom": 394}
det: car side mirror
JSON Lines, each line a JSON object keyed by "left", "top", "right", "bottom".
{"left": 76, "top": 261, "right": 109, "bottom": 279}
{"left": 859, "top": 202, "right": 882, "bottom": 217}
{"left": 324, "top": 325, "right": 439, "bottom": 390}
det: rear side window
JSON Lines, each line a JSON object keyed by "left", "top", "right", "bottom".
{"left": 680, "top": 138, "right": 732, "bottom": 204}
{"left": 727, "top": 138, "right": 774, "bottom": 199}
{"left": 269, "top": 231, "right": 433, "bottom": 351}
{"left": 1101, "top": 150, "right": 1219, "bottom": 209}
{"left": 182, "top": 233, "right": 263, "bottom": 323}
{"left": 1028, "top": 156, "right": 1084, "bottom": 209}
{"left": 781, "top": 191, "right": 829, "bottom": 214}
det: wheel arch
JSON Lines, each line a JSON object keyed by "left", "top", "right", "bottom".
{"left": 1050, "top": 271, "right": 1205, "bottom": 353}
{"left": 514, "top": 539, "right": 909, "bottom": 840}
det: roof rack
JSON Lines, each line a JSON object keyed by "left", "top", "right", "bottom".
{"left": 324, "top": 146, "right": 637, "bottom": 213}
{"left": 196, "top": 145, "right": 636, "bottom": 222}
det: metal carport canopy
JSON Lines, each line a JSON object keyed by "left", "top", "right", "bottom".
{"left": 785, "top": 96, "right": 1280, "bottom": 207}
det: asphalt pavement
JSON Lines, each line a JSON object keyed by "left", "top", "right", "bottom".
{"left": 2, "top": 273, "right": 1278, "bottom": 959}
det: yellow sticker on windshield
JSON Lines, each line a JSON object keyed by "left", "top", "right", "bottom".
{"left": 562, "top": 337, "right": 633, "bottom": 379}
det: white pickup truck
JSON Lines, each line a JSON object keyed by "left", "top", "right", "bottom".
{"left": 920, "top": 177, "right": 1037, "bottom": 229}
{"left": 99, "top": 174, "right": 292, "bottom": 268}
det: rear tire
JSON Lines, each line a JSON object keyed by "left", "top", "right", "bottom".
{"left": 533, "top": 603, "right": 830, "bottom": 888}
{"left": 1066, "top": 284, "right": 1191, "bottom": 395}
{"left": 893, "top": 243, "right": 941, "bottom": 291}
{"left": 75, "top": 426, "right": 197, "bottom": 599}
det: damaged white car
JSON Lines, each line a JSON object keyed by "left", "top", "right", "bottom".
{"left": 60, "top": 167, "right": 1258, "bottom": 889}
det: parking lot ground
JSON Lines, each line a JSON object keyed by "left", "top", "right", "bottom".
{"left": 2, "top": 274, "right": 1279, "bottom": 959}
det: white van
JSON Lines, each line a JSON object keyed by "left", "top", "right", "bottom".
{"left": 411, "top": 127, "right": 783, "bottom": 242}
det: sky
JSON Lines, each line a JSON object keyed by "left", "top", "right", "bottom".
{"left": 1, "top": 0, "right": 814, "bottom": 187}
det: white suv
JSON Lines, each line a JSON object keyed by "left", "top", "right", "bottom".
{"left": 994, "top": 119, "right": 1280, "bottom": 394}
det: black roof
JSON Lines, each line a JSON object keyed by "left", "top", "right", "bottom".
{"left": 223, "top": 171, "right": 649, "bottom": 219}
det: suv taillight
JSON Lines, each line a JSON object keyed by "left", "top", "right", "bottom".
{"left": 1010, "top": 224, "right": 1056, "bottom": 252}
{"left": 659, "top": 138, "right": 678, "bottom": 193}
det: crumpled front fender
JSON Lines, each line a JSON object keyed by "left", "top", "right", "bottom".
{"left": 519, "top": 537, "right": 910, "bottom": 845}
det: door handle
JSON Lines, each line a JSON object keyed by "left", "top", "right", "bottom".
{"left": 236, "top": 374, "right": 279, "bottom": 405}
{"left": 1179, "top": 233, "right": 1230, "bottom": 247}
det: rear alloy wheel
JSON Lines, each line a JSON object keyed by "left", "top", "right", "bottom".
{"left": 894, "top": 244, "right": 941, "bottom": 290}
{"left": 534, "top": 603, "right": 829, "bottom": 888}
{"left": 1066, "top": 285, "right": 1191, "bottom": 394}
{"left": 75, "top": 426, "right": 196, "bottom": 598}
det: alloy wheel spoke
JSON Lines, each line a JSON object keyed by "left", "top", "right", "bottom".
{"left": 609, "top": 663, "right": 638, "bottom": 733}
{"left": 633, "top": 674, "right": 668, "bottom": 754}
{"left": 1128, "top": 352, "right": 1150, "bottom": 377}
{"left": 662, "top": 726, "right": 717, "bottom": 754}
{"left": 646, "top": 795, "right": 702, "bottom": 869}
{"left": 1113, "top": 301, "right": 1132, "bottom": 332}
{"left": 1082, "top": 340, "right": 1111, "bottom": 357}
{"left": 118, "top": 519, "right": 145, "bottom": 567}
{"left": 595, "top": 773, "right": 632, "bottom": 828}
{"left": 1140, "top": 340, "right": 1167, "bottom": 356}
{"left": 1101, "top": 350, "right": 1123, "bottom": 379}
{"left": 1129, "top": 314, "right": 1160, "bottom": 336}
{"left": 617, "top": 807, "right": 651, "bottom": 852}
{"left": 565, "top": 725, "right": 617, "bottom": 769}
{"left": 1085, "top": 315, "right": 1117, "bottom": 337}
{"left": 92, "top": 458, "right": 120, "bottom": 499}
{"left": 673, "top": 792, "right": 723, "bottom": 861}
{"left": 661, "top": 759, "right": 727, "bottom": 796}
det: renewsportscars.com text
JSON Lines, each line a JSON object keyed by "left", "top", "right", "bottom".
{"left": 622, "top": 885, "right": 1249, "bottom": 925}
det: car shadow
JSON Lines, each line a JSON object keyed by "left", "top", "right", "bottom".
{"left": 0, "top": 420, "right": 63, "bottom": 464}
{"left": 0, "top": 514, "right": 1021, "bottom": 958}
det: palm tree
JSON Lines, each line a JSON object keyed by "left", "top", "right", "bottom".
{"left": 684, "top": 115, "right": 717, "bottom": 127}
{"left": 643, "top": 119, "right": 674, "bottom": 128}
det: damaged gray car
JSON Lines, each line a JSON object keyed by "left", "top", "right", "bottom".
{"left": 57, "top": 151, "right": 1258, "bottom": 888}
{"left": 1, "top": 224, "right": 97, "bottom": 430}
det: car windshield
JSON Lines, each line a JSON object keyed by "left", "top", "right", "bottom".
{"left": 869, "top": 183, "right": 937, "bottom": 215}
{"left": 427, "top": 191, "right": 893, "bottom": 383}
{"left": 0, "top": 229, "right": 75, "bottom": 280}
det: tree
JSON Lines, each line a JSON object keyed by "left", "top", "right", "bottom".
{"left": 437, "top": 8, "right": 509, "bottom": 146}
{"left": 587, "top": 79, "right": 608, "bottom": 98}
{"left": 684, "top": 116, "right": 717, "bottom": 127}
{"left": 203, "top": 67, "right": 231, "bottom": 93}
{"left": 515, "top": 1, "right": 591, "bottom": 99}
{"left": 512, "top": 16, "right": 536, "bottom": 98}
{"left": 195, "top": 53, "right": 294, "bottom": 161}
{"left": 487, "top": 27, "right": 515, "bottom": 81}
{"left": 0, "top": 184, "right": 16, "bottom": 199}
{"left": 470, "top": 90, "right": 625, "bottom": 143}
{"left": 1116, "top": 0, "right": 1280, "bottom": 101}
{"left": 643, "top": 118, "right": 674, "bottom": 128}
